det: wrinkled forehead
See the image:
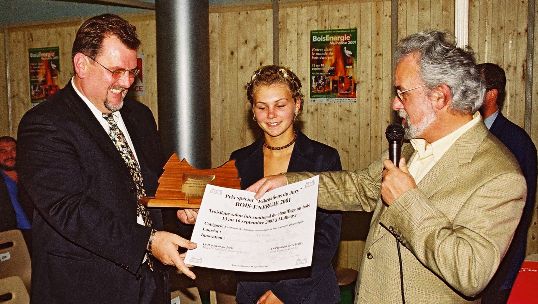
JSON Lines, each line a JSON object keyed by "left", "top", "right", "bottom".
{"left": 394, "top": 53, "right": 422, "bottom": 86}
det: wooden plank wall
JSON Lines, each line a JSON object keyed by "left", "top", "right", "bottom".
{"left": 469, "top": 0, "right": 528, "bottom": 126}
{"left": 5, "top": 21, "right": 79, "bottom": 138}
{"left": 0, "top": 0, "right": 537, "bottom": 270}
{"left": 0, "top": 30, "right": 8, "bottom": 135}
{"left": 209, "top": 7, "right": 274, "bottom": 166}
{"left": 534, "top": 5, "right": 538, "bottom": 257}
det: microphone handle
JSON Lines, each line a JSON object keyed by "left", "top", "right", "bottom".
{"left": 389, "top": 141, "right": 401, "bottom": 167}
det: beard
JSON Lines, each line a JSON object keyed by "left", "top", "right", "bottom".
{"left": 104, "top": 98, "right": 124, "bottom": 112}
{"left": 104, "top": 85, "right": 128, "bottom": 112}
{"left": 0, "top": 160, "right": 15, "bottom": 171}
{"left": 399, "top": 109, "right": 436, "bottom": 139}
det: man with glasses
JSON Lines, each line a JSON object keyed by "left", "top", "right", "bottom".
{"left": 17, "top": 14, "right": 196, "bottom": 304}
{"left": 246, "top": 31, "right": 526, "bottom": 303}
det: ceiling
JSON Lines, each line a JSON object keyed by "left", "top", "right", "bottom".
{"left": 0, "top": 0, "right": 271, "bottom": 27}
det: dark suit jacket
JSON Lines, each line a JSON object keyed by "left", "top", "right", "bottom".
{"left": 17, "top": 82, "right": 166, "bottom": 304}
{"left": 0, "top": 173, "right": 19, "bottom": 232}
{"left": 0, "top": 173, "right": 33, "bottom": 249}
{"left": 230, "top": 132, "right": 343, "bottom": 304}
{"left": 482, "top": 113, "right": 537, "bottom": 300}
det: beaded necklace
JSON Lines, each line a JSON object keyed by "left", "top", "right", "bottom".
{"left": 263, "top": 132, "right": 297, "bottom": 150}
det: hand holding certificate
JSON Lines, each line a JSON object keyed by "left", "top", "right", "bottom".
{"left": 185, "top": 176, "right": 319, "bottom": 272}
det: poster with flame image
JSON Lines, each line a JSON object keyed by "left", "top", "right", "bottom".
{"left": 310, "top": 28, "right": 357, "bottom": 102}
{"left": 29, "top": 47, "right": 60, "bottom": 103}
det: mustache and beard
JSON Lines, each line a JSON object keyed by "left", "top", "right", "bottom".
{"left": 398, "top": 108, "right": 436, "bottom": 140}
{"left": 0, "top": 158, "right": 16, "bottom": 171}
{"left": 104, "top": 85, "right": 129, "bottom": 113}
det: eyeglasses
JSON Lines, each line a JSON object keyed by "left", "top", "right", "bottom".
{"left": 395, "top": 84, "right": 427, "bottom": 101}
{"left": 86, "top": 55, "right": 140, "bottom": 80}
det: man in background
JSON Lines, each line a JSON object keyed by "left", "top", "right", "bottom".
{"left": 0, "top": 136, "right": 32, "bottom": 248}
{"left": 478, "top": 62, "right": 537, "bottom": 304}
{"left": 247, "top": 31, "right": 526, "bottom": 303}
{"left": 17, "top": 14, "right": 196, "bottom": 304}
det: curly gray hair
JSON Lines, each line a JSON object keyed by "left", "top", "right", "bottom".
{"left": 394, "top": 31, "right": 484, "bottom": 114}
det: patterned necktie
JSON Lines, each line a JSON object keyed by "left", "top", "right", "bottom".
{"left": 102, "top": 113, "right": 153, "bottom": 228}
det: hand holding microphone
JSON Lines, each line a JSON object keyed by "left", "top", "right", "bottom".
{"left": 381, "top": 124, "right": 416, "bottom": 205}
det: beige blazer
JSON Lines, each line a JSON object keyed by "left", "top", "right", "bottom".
{"left": 287, "top": 122, "right": 526, "bottom": 303}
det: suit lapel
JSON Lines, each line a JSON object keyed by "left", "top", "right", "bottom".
{"left": 64, "top": 83, "right": 130, "bottom": 173}
{"left": 367, "top": 123, "right": 488, "bottom": 247}
{"left": 417, "top": 123, "right": 487, "bottom": 196}
{"left": 288, "top": 132, "right": 315, "bottom": 172}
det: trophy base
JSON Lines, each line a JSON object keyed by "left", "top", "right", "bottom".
{"left": 140, "top": 197, "right": 202, "bottom": 208}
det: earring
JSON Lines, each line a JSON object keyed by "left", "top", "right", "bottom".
{"left": 253, "top": 114, "right": 257, "bottom": 122}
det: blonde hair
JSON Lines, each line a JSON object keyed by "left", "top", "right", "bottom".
{"left": 245, "top": 65, "right": 304, "bottom": 109}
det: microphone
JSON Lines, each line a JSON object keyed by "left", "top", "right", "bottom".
{"left": 385, "top": 124, "right": 405, "bottom": 167}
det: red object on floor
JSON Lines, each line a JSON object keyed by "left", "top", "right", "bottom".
{"left": 507, "top": 260, "right": 538, "bottom": 303}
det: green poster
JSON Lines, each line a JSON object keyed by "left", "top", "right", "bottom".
{"left": 29, "top": 47, "right": 60, "bottom": 103}
{"left": 310, "top": 28, "right": 357, "bottom": 102}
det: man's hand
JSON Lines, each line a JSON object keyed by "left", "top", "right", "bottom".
{"left": 150, "top": 231, "right": 197, "bottom": 279}
{"left": 257, "top": 290, "right": 283, "bottom": 304}
{"left": 177, "top": 209, "right": 199, "bottom": 224}
{"left": 246, "top": 175, "right": 288, "bottom": 199}
{"left": 381, "top": 158, "right": 416, "bottom": 205}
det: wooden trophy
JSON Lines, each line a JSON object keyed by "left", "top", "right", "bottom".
{"left": 140, "top": 154, "right": 241, "bottom": 208}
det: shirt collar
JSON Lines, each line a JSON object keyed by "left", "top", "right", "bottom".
{"left": 483, "top": 110, "right": 499, "bottom": 129}
{"left": 71, "top": 77, "right": 121, "bottom": 121}
{"left": 410, "top": 112, "right": 482, "bottom": 162}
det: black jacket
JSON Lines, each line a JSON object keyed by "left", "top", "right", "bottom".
{"left": 17, "top": 82, "right": 166, "bottom": 304}
{"left": 231, "top": 131, "right": 343, "bottom": 304}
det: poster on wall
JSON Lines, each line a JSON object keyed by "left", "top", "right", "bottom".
{"left": 29, "top": 47, "right": 60, "bottom": 103}
{"left": 310, "top": 28, "right": 357, "bottom": 102}
{"left": 128, "top": 53, "right": 145, "bottom": 98}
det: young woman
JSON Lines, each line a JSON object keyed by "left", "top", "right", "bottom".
{"left": 230, "top": 65, "right": 342, "bottom": 304}
{"left": 178, "top": 65, "right": 343, "bottom": 304}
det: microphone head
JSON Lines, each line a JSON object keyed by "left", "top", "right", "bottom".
{"left": 385, "top": 123, "right": 405, "bottom": 142}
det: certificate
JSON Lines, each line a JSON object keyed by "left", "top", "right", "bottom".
{"left": 184, "top": 176, "right": 319, "bottom": 272}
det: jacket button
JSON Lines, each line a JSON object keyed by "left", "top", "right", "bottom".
{"left": 367, "top": 252, "right": 373, "bottom": 259}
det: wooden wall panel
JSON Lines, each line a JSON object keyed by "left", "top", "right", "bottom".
{"left": 7, "top": 23, "right": 78, "bottom": 137}
{"left": 208, "top": 8, "right": 274, "bottom": 167}
{"left": 0, "top": 30, "right": 8, "bottom": 136}
{"left": 469, "top": 0, "right": 528, "bottom": 125}
{"left": 398, "top": 0, "right": 454, "bottom": 39}
{"left": 528, "top": 0, "right": 538, "bottom": 257}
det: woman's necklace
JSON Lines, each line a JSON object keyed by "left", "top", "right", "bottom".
{"left": 263, "top": 132, "right": 297, "bottom": 151}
